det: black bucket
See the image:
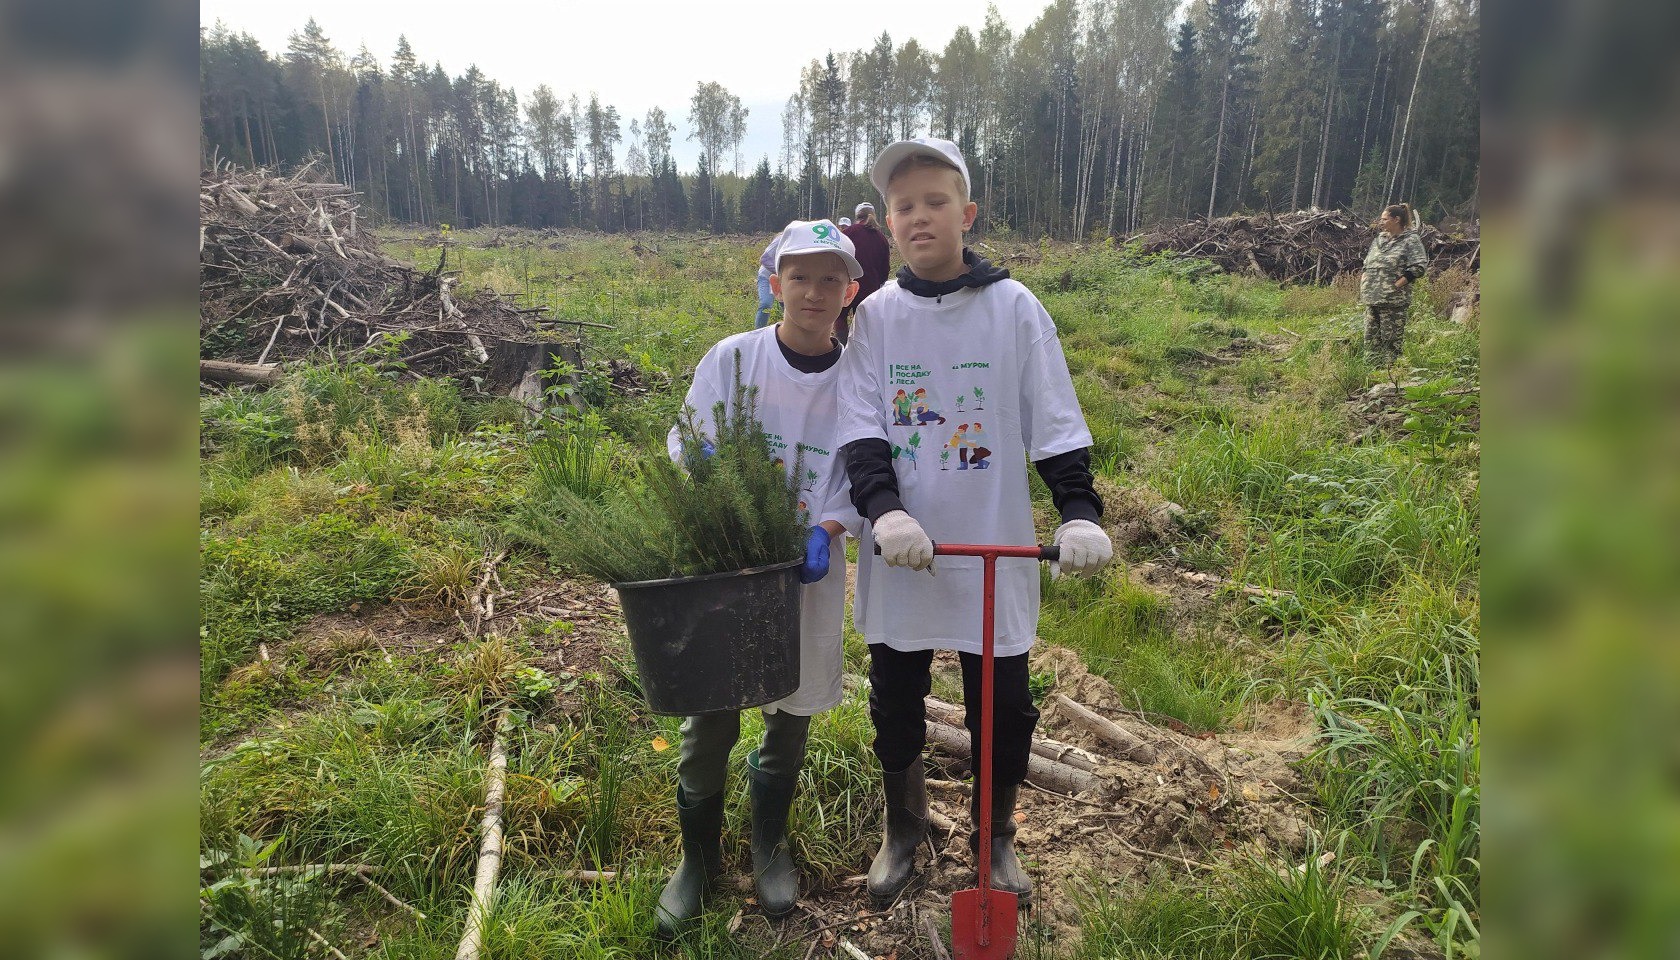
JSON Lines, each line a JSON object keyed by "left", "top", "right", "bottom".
{"left": 613, "top": 558, "right": 803, "bottom": 716}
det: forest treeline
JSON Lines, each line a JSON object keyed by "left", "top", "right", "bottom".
{"left": 200, "top": 0, "right": 1478, "bottom": 237}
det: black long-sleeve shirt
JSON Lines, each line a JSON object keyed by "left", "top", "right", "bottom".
{"left": 843, "top": 438, "right": 1102, "bottom": 526}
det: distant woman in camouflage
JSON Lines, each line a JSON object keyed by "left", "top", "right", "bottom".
{"left": 1359, "top": 203, "right": 1429, "bottom": 363}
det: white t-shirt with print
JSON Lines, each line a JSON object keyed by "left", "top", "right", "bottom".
{"left": 834, "top": 279, "right": 1091, "bottom": 657}
{"left": 666, "top": 325, "right": 860, "bottom": 715}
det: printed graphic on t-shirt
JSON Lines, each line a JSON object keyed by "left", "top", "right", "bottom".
{"left": 943, "top": 421, "right": 995, "bottom": 470}
{"left": 767, "top": 430, "right": 830, "bottom": 521}
{"left": 948, "top": 360, "right": 991, "bottom": 415}
{"left": 794, "top": 441, "right": 829, "bottom": 493}
{"left": 886, "top": 364, "right": 941, "bottom": 427}
{"left": 889, "top": 430, "right": 928, "bottom": 471}
{"left": 885, "top": 359, "right": 994, "bottom": 474}
{"left": 765, "top": 431, "right": 791, "bottom": 465}
{"left": 889, "top": 388, "right": 949, "bottom": 426}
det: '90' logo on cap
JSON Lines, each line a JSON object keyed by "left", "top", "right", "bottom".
{"left": 812, "top": 224, "right": 831, "bottom": 239}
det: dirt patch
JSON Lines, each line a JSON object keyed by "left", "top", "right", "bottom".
{"left": 244, "top": 576, "right": 626, "bottom": 711}
{"left": 781, "top": 646, "right": 1325, "bottom": 957}
{"left": 275, "top": 603, "right": 461, "bottom": 671}
{"left": 1096, "top": 478, "right": 1190, "bottom": 559}
{"left": 483, "top": 576, "right": 627, "bottom": 680}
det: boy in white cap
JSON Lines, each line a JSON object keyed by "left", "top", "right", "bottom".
{"left": 834, "top": 138, "right": 1113, "bottom": 906}
{"left": 656, "top": 219, "right": 865, "bottom": 934}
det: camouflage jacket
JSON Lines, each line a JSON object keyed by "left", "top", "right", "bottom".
{"left": 1359, "top": 230, "right": 1428, "bottom": 306}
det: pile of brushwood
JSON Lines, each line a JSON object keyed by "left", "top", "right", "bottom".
{"left": 199, "top": 161, "right": 558, "bottom": 392}
{"left": 1129, "top": 209, "right": 1480, "bottom": 284}
{"left": 517, "top": 361, "right": 804, "bottom": 584}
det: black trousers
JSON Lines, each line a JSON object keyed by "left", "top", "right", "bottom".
{"left": 867, "top": 643, "right": 1040, "bottom": 787}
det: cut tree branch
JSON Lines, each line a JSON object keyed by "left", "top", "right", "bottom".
{"left": 1054, "top": 695, "right": 1158, "bottom": 764}
{"left": 455, "top": 708, "right": 511, "bottom": 960}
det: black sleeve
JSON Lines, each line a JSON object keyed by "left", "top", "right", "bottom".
{"left": 841, "top": 438, "right": 905, "bottom": 523}
{"left": 1033, "top": 447, "right": 1103, "bottom": 525}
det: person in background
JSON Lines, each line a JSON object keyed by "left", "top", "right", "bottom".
{"left": 839, "top": 202, "right": 891, "bottom": 345}
{"left": 838, "top": 216, "right": 853, "bottom": 227}
{"left": 755, "top": 232, "right": 783, "bottom": 328}
{"left": 1359, "top": 202, "right": 1429, "bottom": 365}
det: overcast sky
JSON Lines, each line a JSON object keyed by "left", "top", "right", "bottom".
{"left": 199, "top": 0, "right": 1053, "bottom": 172}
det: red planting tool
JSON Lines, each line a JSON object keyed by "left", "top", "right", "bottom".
{"left": 877, "top": 541, "right": 1060, "bottom": 960}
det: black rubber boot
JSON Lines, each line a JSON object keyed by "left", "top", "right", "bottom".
{"left": 656, "top": 786, "right": 725, "bottom": 935}
{"left": 746, "top": 749, "right": 800, "bottom": 916}
{"left": 867, "top": 757, "right": 928, "bottom": 905}
{"left": 970, "top": 783, "right": 1032, "bottom": 903}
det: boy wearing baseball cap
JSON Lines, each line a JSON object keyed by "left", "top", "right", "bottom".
{"left": 655, "top": 220, "right": 865, "bottom": 934}
{"left": 834, "top": 139, "right": 1113, "bottom": 906}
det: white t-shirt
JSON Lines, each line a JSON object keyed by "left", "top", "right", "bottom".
{"left": 834, "top": 279, "right": 1091, "bottom": 657}
{"left": 666, "top": 325, "right": 861, "bottom": 715}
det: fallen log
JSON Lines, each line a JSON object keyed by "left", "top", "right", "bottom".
{"left": 1054, "top": 695, "right": 1158, "bottom": 764}
{"left": 200, "top": 358, "right": 280, "bottom": 385}
{"left": 924, "top": 695, "right": 1104, "bottom": 772}
{"left": 924, "top": 718, "right": 1103, "bottom": 796}
{"left": 455, "top": 709, "right": 510, "bottom": 960}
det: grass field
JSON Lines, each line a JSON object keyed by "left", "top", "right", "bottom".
{"left": 200, "top": 228, "right": 1479, "bottom": 959}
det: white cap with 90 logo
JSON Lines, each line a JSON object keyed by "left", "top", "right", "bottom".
{"left": 772, "top": 219, "right": 863, "bottom": 279}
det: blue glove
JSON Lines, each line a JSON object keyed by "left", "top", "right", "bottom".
{"left": 700, "top": 438, "right": 715, "bottom": 459}
{"left": 799, "top": 526, "right": 830, "bottom": 584}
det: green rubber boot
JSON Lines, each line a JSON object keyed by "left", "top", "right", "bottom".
{"left": 655, "top": 786, "right": 725, "bottom": 935}
{"left": 747, "top": 749, "right": 800, "bottom": 917}
{"left": 970, "top": 783, "right": 1032, "bottom": 903}
{"left": 867, "top": 757, "right": 928, "bottom": 906}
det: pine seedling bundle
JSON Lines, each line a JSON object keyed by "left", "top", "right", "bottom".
{"left": 537, "top": 353, "right": 806, "bottom": 583}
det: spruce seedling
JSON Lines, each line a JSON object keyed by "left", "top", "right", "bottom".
{"left": 533, "top": 352, "right": 805, "bottom": 583}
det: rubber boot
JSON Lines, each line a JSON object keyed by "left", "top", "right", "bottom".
{"left": 867, "top": 758, "right": 928, "bottom": 905}
{"left": 970, "top": 783, "right": 1032, "bottom": 903}
{"left": 746, "top": 749, "right": 800, "bottom": 916}
{"left": 656, "top": 786, "right": 725, "bottom": 935}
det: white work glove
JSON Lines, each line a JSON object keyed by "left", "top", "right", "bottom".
{"left": 872, "top": 510, "right": 935, "bottom": 572}
{"left": 1050, "top": 519, "right": 1113, "bottom": 579}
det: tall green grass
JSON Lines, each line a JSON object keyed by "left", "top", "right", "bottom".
{"left": 1040, "top": 574, "right": 1254, "bottom": 731}
{"left": 1162, "top": 416, "right": 1478, "bottom": 601}
{"left": 1069, "top": 854, "right": 1374, "bottom": 959}
{"left": 1309, "top": 652, "right": 1480, "bottom": 956}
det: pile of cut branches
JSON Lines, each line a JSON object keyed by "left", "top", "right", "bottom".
{"left": 199, "top": 161, "right": 560, "bottom": 392}
{"left": 1129, "top": 209, "right": 1479, "bottom": 284}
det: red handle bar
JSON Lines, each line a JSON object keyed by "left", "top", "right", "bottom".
{"left": 873, "top": 541, "right": 1060, "bottom": 562}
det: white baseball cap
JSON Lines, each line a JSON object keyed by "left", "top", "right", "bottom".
{"left": 855, "top": 202, "right": 874, "bottom": 216}
{"left": 870, "top": 137, "right": 971, "bottom": 200}
{"left": 773, "top": 219, "right": 863, "bottom": 279}
{"left": 838, "top": 216, "right": 853, "bottom": 227}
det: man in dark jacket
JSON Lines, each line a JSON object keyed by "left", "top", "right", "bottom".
{"left": 838, "top": 202, "right": 891, "bottom": 344}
